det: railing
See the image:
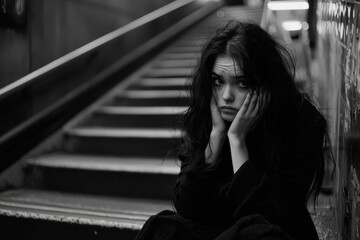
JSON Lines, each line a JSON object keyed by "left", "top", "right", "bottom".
{"left": 0, "top": 0, "right": 223, "bottom": 172}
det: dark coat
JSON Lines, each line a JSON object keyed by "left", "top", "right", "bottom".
{"left": 135, "top": 210, "right": 295, "bottom": 240}
{"left": 136, "top": 99, "right": 322, "bottom": 240}
{"left": 171, "top": 150, "right": 319, "bottom": 240}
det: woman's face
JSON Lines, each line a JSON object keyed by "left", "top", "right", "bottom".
{"left": 211, "top": 55, "right": 249, "bottom": 122}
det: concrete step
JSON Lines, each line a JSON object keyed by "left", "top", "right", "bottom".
{"left": 152, "top": 60, "right": 197, "bottom": 68}
{"left": 180, "top": 33, "right": 211, "bottom": 39}
{"left": 111, "top": 90, "right": 189, "bottom": 106}
{"left": 25, "top": 154, "right": 180, "bottom": 199}
{"left": 159, "top": 52, "right": 201, "bottom": 60}
{"left": 128, "top": 78, "right": 189, "bottom": 90}
{"left": 165, "top": 46, "right": 202, "bottom": 53}
{"left": 171, "top": 39, "right": 206, "bottom": 47}
{"left": 144, "top": 68, "right": 193, "bottom": 78}
{"left": 86, "top": 106, "right": 186, "bottom": 128}
{"left": 0, "top": 189, "right": 172, "bottom": 239}
{"left": 64, "top": 127, "right": 183, "bottom": 157}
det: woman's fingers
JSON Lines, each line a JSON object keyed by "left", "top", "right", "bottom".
{"left": 245, "top": 90, "right": 270, "bottom": 118}
{"left": 228, "top": 91, "right": 254, "bottom": 138}
{"left": 238, "top": 91, "right": 252, "bottom": 116}
{"left": 245, "top": 91, "right": 260, "bottom": 117}
{"left": 228, "top": 89, "right": 270, "bottom": 139}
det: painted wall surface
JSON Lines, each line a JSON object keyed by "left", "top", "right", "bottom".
{"left": 316, "top": 1, "right": 360, "bottom": 239}
{"left": 0, "top": 0, "right": 175, "bottom": 88}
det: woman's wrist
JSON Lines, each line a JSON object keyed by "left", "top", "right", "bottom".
{"left": 228, "top": 137, "right": 247, "bottom": 154}
{"left": 211, "top": 128, "right": 227, "bottom": 138}
{"left": 205, "top": 129, "right": 226, "bottom": 165}
{"left": 227, "top": 133, "right": 245, "bottom": 146}
{"left": 228, "top": 136, "right": 249, "bottom": 173}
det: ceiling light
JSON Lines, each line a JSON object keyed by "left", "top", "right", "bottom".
{"left": 268, "top": 1, "right": 309, "bottom": 11}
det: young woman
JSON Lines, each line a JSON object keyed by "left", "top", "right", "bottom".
{"left": 136, "top": 20, "right": 333, "bottom": 240}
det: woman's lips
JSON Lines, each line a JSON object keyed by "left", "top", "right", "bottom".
{"left": 220, "top": 106, "right": 238, "bottom": 114}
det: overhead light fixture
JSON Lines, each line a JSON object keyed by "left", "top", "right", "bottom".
{"left": 268, "top": 1, "right": 309, "bottom": 11}
{"left": 282, "top": 21, "right": 303, "bottom": 31}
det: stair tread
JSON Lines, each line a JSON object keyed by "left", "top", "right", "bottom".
{"left": 145, "top": 68, "right": 193, "bottom": 77}
{"left": 171, "top": 39, "right": 206, "bottom": 46}
{"left": 96, "top": 106, "right": 187, "bottom": 115}
{"left": 0, "top": 189, "right": 172, "bottom": 229}
{"left": 153, "top": 60, "right": 197, "bottom": 68}
{"left": 66, "top": 127, "right": 183, "bottom": 138}
{"left": 117, "top": 90, "right": 189, "bottom": 98}
{"left": 27, "top": 153, "right": 180, "bottom": 174}
{"left": 159, "top": 53, "right": 201, "bottom": 60}
{"left": 166, "top": 46, "right": 202, "bottom": 53}
{"left": 137, "top": 78, "right": 187, "bottom": 86}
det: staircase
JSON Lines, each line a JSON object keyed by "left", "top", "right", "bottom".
{"left": 0, "top": 6, "right": 263, "bottom": 239}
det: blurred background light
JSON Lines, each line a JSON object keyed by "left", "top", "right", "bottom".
{"left": 302, "top": 22, "right": 309, "bottom": 31}
{"left": 282, "top": 20, "right": 303, "bottom": 31}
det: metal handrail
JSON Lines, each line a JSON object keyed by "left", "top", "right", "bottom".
{"left": 0, "top": 0, "right": 194, "bottom": 100}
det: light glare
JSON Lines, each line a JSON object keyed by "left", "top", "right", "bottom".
{"left": 268, "top": 1, "right": 309, "bottom": 11}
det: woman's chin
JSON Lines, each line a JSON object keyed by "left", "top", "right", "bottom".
{"left": 221, "top": 113, "right": 235, "bottom": 122}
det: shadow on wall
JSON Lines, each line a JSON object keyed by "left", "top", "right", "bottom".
{"left": 0, "top": 0, "right": 27, "bottom": 28}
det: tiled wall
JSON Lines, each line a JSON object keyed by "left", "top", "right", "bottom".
{"left": 316, "top": 1, "right": 360, "bottom": 239}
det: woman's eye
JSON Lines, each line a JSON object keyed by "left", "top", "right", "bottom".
{"left": 238, "top": 80, "right": 249, "bottom": 89}
{"left": 212, "top": 78, "right": 224, "bottom": 86}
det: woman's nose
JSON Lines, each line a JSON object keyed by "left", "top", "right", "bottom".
{"left": 222, "top": 85, "right": 234, "bottom": 102}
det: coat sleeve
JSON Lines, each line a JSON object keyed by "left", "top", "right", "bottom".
{"left": 172, "top": 151, "right": 231, "bottom": 224}
{"left": 228, "top": 151, "right": 318, "bottom": 216}
{"left": 226, "top": 141, "right": 320, "bottom": 240}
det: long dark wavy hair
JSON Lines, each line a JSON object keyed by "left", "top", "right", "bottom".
{"left": 178, "top": 20, "right": 334, "bottom": 205}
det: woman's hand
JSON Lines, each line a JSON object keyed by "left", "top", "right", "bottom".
{"left": 210, "top": 97, "right": 227, "bottom": 134}
{"left": 205, "top": 97, "right": 227, "bottom": 165}
{"left": 228, "top": 90, "right": 269, "bottom": 172}
{"left": 228, "top": 90, "right": 269, "bottom": 142}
